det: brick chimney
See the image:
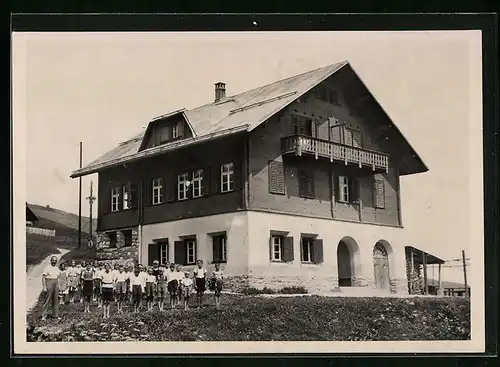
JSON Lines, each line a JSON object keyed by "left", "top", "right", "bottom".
{"left": 214, "top": 82, "right": 226, "bottom": 102}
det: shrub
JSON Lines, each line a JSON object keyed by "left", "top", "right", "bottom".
{"left": 278, "top": 286, "right": 308, "bottom": 294}
{"left": 242, "top": 287, "right": 276, "bottom": 295}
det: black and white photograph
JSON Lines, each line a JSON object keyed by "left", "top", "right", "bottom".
{"left": 13, "top": 28, "right": 484, "bottom": 354}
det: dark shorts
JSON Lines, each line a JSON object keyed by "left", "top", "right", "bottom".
{"left": 93, "top": 279, "right": 102, "bottom": 293}
{"left": 102, "top": 287, "right": 113, "bottom": 302}
{"left": 145, "top": 282, "right": 155, "bottom": 300}
{"left": 82, "top": 280, "right": 93, "bottom": 299}
{"left": 116, "top": 281, "right": 127, "bottom": 294}
{"left": 167, "top": 280, "right": 178, "bottom": 296}
{"left": 156, "top": 281, "right": 166, "bottom": 300}
{"left": 195, "top": 278, "right": 206, "bottom": 293}
{"left": 214, "top": 279, "right": 223, "bottom": 296}
{"left": 132, "top": 285, "right": 143, "bottom": 303}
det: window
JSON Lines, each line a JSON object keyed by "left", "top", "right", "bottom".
{"left": 192, "top": 169, "right": 204, "bottom": 198}
{"left": 268, "top": 160, "right": 285, "bottom": 195}
{"left": 221, "top": 163, "right": 234, "bottom": 193}
{"left": 318, "top": 86, "right": 341, "bottom": 106}
{"left": 111, "top": 188, "right": 120, "bottom": 212}
{"left": 123, "top": 230, "right": 133, "bottom": 247}
{"left": 271, "top": 236, "right": 283, "bottom": 261}
{"left": 301, "top": 238, "right": 313, "bottom": 263}
{"left": 178, "top": 172, "right": 189, "bottom": 200}
{"left": 152, "top": 178, "right": 163, "bottom": 205}
{"left": 172, "top": 124, "right": 179, "bottom": 139}
{"left": 160, "top": 242, "right": 168, "bottom": 265}
{"left": 108, "top": 232, "right": 117, "bottom": 248}
{"left": 298, "top": 169, "right": 315, "bottom": 198}
{"left": 373, "top": 178, "right": 386, "bottom": 209}
{"left": 122, "top": 185, "right": 130, "bottom": 210}
{"left": 212, "top": 234, "right": 227, "bottom": 263}
{"left": 186, "top": 239, "right": 196, "bottom": 265}
{"left": 292, "top": 115, "right": 314, "bottom": 137}
{"left": 343, "top": 128, "right": 362, "bottom": 148}
{"left": 338, "top": 176, "right": 350, "bottom": 203}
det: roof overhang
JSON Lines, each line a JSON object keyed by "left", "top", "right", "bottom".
{"left": 405, "top": 246, "right": 445, "bottom": 265}
{"left": 70, "top": 124, "right": 250, "bottom": 178}
{"left": 26, "top": 205, "right": 38, "bottom": 222}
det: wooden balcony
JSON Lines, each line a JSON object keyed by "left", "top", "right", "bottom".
{"left": 281, "top": 135, "right": 389, "bottom": 173}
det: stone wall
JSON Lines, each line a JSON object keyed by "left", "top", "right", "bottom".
{"left": 247, "top": 274, "right": 340, "bottom": 294}
{"left": 224, "top": 275, "right": 250, "bottom": 293}
{"left": 95, "top": 227, "right": 139, "bottom": 268}
{"left": 405, "top": 254, "right": 424, "bottom": 295}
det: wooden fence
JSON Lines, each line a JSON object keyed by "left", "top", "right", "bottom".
{"left": 26, "top": 227, "right": 56, "bottom": 237}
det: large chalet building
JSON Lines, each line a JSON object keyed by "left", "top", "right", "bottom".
{"left": 71, "top": 61, "right": 431, "bottom": 294}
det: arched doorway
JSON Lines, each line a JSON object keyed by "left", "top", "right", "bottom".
{"left": 373, "top": 242, "right": 390, "bottom": 290}
{"left": 337, "top": 237, "right": 360, "bottom": 287}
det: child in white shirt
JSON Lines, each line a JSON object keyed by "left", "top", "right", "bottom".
{"left": 181, "top": 272, "right": 193, "bottom": 311}
{"left": 144, "top": 267, "right": 157, "bottom": 311}
{"left": 211, "top": 262, "right": 224, "bottom": 308}
{"left": 130, "top": 268, "right": 145, "bottom": 313}
{"left": 114, "top": 265, "right": 129, "bottom": 314}
{"left": 193, "top": 260, "right": 207, "bottom": 309}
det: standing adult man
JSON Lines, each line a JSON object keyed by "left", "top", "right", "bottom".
{"left": 41, "top": 256, "right": 61, "bottom": 321}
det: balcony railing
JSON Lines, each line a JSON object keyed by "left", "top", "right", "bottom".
{"left": 281, "top": 135, "right": 389, "bottom": 173}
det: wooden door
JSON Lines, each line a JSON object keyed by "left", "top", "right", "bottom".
{"left": 373, "top": 243, "right": 390, "bottom": 290}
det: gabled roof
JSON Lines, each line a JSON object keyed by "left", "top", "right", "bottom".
{"left": 70, "top": 60, "right": 427, "bottom": 178}
{"left": 26, "top": 204, "right": 38, "bottom": 222}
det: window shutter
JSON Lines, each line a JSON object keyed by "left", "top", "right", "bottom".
{"left": 269, "top": 161, "right": 285, "bottom": 195}
{"left": 269, "top": 236, "right": 273, "bottom": 261}
{"left": 352, "top": 130, "right": 362, "bottom": 148}
{"left": 311, "top": 120, "right": 318, "bottom": 138}
{"left": 117, "top": 188, "right": 122, "bottom": 211}
{"left": 202, "top": 168, "right": 210, "bottom": 196}
{"left": 187, "top": 171, "right": 193, "bottom": 200}
{"left": 373, "top": 177, "right": 385, "bottom": 209}
{"left": 307, "top": 172, "right": 315, "bottom": 198}
{"left": 103, "top": 187, "right": 110, "bottom": 214}
{"left": 346, "top": 177, "right": 356, "bottom": 202}
{"left": 212, "top": 237, "right": 221, "bottom": 263}
{"left": 174, "top": 240, "right": 186, "bottom": 265}
{"left": 343, "top": 128, "right": 353, "bottom": 146}
{"left": 291, "top": 115, "right": 298, "bottom": 135}
{"left": 298, "top": 170, "right": 306, "bottom": 198}
{"left": 143, "top": 180, "right": 151, "bottom": 206}
{"left": 233, "top": 161, "right": 241, "bottom": 191}
{"left": 333, "top": 173, "right": 339, "bottom": 202}
{"left": 165, "top": 172, "right": 176, "bottom": 202}
{"left": 211, "top": 164, "right": 220, "bottom": 194}
{"left": 283, "top": 236, "right": 294, "bottom": 262}
{"left": 129, "top": 183, "right": 138, "bottom": 209}
{"left": 148, "top": 243, "right": 160, "bottom": 266}
{"left": 312, "top": 239, "right": 324, "bottom": 264}
{"left": 177, "top": 121, "right": 184, "bottom": 138}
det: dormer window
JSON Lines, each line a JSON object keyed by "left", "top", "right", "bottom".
{"left": 172, "top": 124, "right": 179, "bottom": 139}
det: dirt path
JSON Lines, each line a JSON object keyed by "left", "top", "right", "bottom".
{"left": 26, "top": 249, "right": 70, "bottom": 313}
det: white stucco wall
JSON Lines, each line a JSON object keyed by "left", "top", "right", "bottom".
{"left": 140, "top": 212, "right": 249, "bottom": 275}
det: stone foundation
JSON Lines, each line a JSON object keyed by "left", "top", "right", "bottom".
{"left": 224, "top": 275, "right": 250, "bottom": 293}
{"left": 95, "top": 227, "right": 139, "bottom": 268}
{"left": 246, "top": 274, "right": 339, "bottom": 294}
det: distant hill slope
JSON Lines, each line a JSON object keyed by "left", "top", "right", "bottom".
{"left": 28, "top": 203, "right": 97, "bottom": 236}
{"left": 26, "top": 204, "right": 97, "bottom": 268}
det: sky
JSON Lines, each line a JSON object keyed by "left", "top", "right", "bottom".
{"left": 13, "top": 31, "right": 482, "bottom": 283}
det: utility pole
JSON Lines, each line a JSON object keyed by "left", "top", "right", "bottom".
{"left": 86, "top": 180, "right": 96, "bottom": 245}
{"left": 78, "top": 142, "right": 82, "bottom": 248}
{"left": 462, "top": 249, "right": 468, "bottom": 297}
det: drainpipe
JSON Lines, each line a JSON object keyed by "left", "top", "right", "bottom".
{"left": 138, "top": 178, "right": 144, "bottom": 265}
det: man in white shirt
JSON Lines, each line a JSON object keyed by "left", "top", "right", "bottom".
{"left": 41, "top": 256, "right": 61, "bottom": 320}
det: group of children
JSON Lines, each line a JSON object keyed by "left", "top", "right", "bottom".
{"left": 56, "top": 259, "right": 224, "bottom": 318}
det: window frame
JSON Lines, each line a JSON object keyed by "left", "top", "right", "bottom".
{"left": 374, "top": 177, "right": 386, "bottom": 209}
{"left": 122, "top": 185, "right": 130, "bottom": 210}
{"left": 111, "top": 187, "right": 120, "bottom": 212}
{"left": 271, "top": 235, "right": 284, "bottom": 262}
{"left": 123, "top": 229, "right": 133, "bottom": 247}
{"left": 152, "top": 178, "right": 164, "bottom": 205}
{"left": 192, "top": 169, "right": 204, "bottom": 198}
{"left": 212, "top": 234, "right": 227, "bottom": 263}
{"left": 221, "top": 163, "right": 234, "bottom": 193}
{"left": 301, "top": 237, "right": 314, "bottom": 263}
{"left": 159, "top": 242, "right": 169, "bottom": 265}
{"left": 186, "top": 239, "right": 196, "bottom": 265}
{"left": 338, "top": 175, "right": 350, "bottom": 203}
{"left": 177, "top": 172, "right": 189, "bottom": 201}
{"left": 172, "top": 124, "right": 179, "bottom": 139}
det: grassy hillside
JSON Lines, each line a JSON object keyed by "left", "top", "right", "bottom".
{"left": 29, "top": 204, "right": 97, "bottom": 236}
{"left": 26, "top": 204, "right": 96, "bottom": 267}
